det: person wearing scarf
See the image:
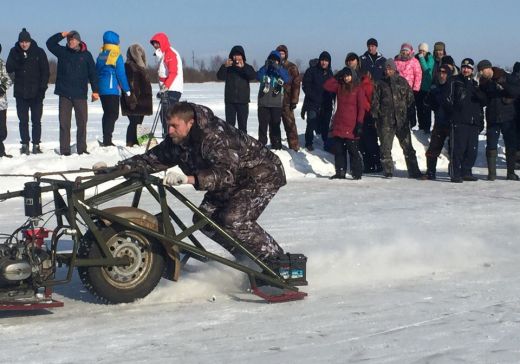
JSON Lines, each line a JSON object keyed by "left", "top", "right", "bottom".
{"left": 96, "top": 30, "right": 131, "bottom": 147}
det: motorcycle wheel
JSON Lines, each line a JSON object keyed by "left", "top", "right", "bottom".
{"left": 78, "top": 226, "right": 166, "bottom": 304}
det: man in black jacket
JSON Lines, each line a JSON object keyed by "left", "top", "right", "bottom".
{"left": 360, "top": 38, "right": 386, "bottom": 82}
{"left": 445, "top": 58, "right": 487, "bottom": 182}
{"left": 216, "top": 45, "right": 256, "bottom": 133}
{"left": 6, "top": 28, "right": 49, "bottom": 155}
{"left": 47, "top": 31, "right": 98, "bottom": 156}
{"left": 478, "top": 60, "right": 520, "bottom": 180}
{"left": 302, "top": 51, "right": 334, "bottom": 151}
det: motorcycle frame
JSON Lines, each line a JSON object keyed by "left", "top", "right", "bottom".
{"left": 0, "top": 166, "right": 303, "bottom": 296}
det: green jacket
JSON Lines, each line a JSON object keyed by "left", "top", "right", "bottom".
{"left": 416, "top": 53, "right": 434, "bottom": 92}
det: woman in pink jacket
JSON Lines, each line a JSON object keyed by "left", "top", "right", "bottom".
{"left": 395, "top": 43, "right": 422, "bottom": 128}
{"left": 323, "top": 67, "right": 365, "bottom": 180}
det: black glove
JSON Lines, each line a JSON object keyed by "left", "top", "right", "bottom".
{"left": 156, "top": 91, "right": 164, "bottom": 100}
{"left": 125, "top": 93, "right": 138, "bottom": 110}
{"left": 290, "top": 103, "right": 297, "bottom": 110}
{"left": 354, "top": 122, "right": 363, "bottom": 137}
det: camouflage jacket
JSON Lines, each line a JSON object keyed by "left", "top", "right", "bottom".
{"left": 0, "top": 59, "right": 13, "bottom": 110}
{"left": 132, "top": 103, "right": 287, "bottom": 193}
{"left": 371, "top": 74, "right": 414, "bottom": 128}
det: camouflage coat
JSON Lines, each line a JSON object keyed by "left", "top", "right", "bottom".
{"left": 0, "top": 59, "right": 13, "bottom": 111}
{"left": 140, "top": 103, "right": 286, "bottom": 193}
{"left": 371, "top": 73, "right": 414, "bottom": 128}
{"left": 132, "top": 103, "right": 287, "bottom": 260}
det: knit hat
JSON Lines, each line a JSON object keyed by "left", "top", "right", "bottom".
{"left": 345, "top": 52, "right": 359, "bottom": 65}
{"left": 385, "top": 59, "right": 397, "bottom": 71}
{"left": 367, "top": 38, "right": 378, "bottom": 47}
{"left": 400, "top": 43, "right": 413, "bottom": 52}
{"left": 434, "top": 42, "right": 446, "bottom": 52}
{"left": 67, "top": 30, "right": 81, "bottom": 42}
{"left": 319, "top": 51, "right": 331, "bottom": 63}
{"left": 441, "top": 55, "right": 455, "bottom": 67}
{"left": 477, "top": 59, "right": 492, "bottom": 72}
{"left": 18, "top": 28, "right": 31, "bottom": 42}
{"left": 513, "top": 62, "right": 520, "bottom": 74}
{"left": 461, "top": 58, "right": 475, "bottom": 70}
{"left": 418, "top": 43, "right": 428, "bottom": 52}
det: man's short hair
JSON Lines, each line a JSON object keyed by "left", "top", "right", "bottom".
{"left": 166, "top": 102, "right": 194, "bottom": 122}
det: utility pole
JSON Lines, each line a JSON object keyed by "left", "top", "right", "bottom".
{"left": 192, "top": 51, "right": 195, "bottom": 68}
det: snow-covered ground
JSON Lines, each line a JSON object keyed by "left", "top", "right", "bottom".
{"left": 1, "top": 83, "right": 520, "bottom": 363}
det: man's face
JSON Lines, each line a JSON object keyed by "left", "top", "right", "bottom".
{"left": 368, "top": 45, "right": 377, "bottom": 55}
{"left": 479, "top": 68, "right": 493, "bottom": 79}
{"left": 434, "top": 49, "right": 444, "bottom": 60}
{"left": 168, "top": 116, "right": 194, "bottom": 144}
{"left": 438, "top": 69, "right": 448, "bottom": 84}
{"left": 320, "top": 59, "right": 329, "bottom": 69}
{"left": 152, "top": 41, "right": 160, "bottom": 50}
{"left": 232, "top": 54, "right": 243, "bottom": 63}
{"left": 279, "top": 50, "right": 286, "bottom": 61}
{"left": 385, "top": 67, "right": 395, "bottom": 77}
{"left": 461, "top": 66, "right": 473, "bottom": 77}
{"left": 67, "top": 38, "right": 80, "bottom": 49}
{"left": 19, "top": 41, "right": 31, "bottom": 51}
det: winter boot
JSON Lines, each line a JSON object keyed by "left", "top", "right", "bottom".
{"left": 329, "top": 169, "right": 346, "bottom": 179}
{"left": 32, "top": 144, "right": 42, "bottom": 154}
{"left": 506, "top": 151, "right": 519, "bottom": 180}
{"left": 515, "top": 151, "right": 520, "bottom": 170}
{"left": 426, "top": 157, "right": 437, "bottom": 180}
{"left": 405, "top": 158, "right": 424, "bottom": 179}
{"left": 20, "top": 144, "right": 30, "bottom": 155}
{"left": 486, "top": 149, "right": 497, "bottom": 181}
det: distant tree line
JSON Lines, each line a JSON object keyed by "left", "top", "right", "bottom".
{"left": 47, "top": 55, "right": 304, "bottom": 84}
{"left": 48, "top": 55, "right": 254, "bottom": 83}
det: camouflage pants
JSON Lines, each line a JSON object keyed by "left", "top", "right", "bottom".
{"left": 377, "top": 123, "right": 421, "bottom": 176}
{"left": 194, "top": 181, "right": 284, "bottom": 262}
{"left": 281, "top": 104, "right": 299, "bottom": 151}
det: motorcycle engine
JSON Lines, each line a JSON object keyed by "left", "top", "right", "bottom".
{"left": 0, "top": 229, "right": 53, "bottom": 287}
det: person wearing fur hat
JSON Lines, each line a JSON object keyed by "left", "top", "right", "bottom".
{"left": 256, "top": 50, "right": 290, "bottom": 149}
{"left": 301, "top": 51, "right": 334, "bottom": 151}
{"left": 323, "top": 67, "right": 365, "bottom": 179}
{"left": 276, "top": 44, "right": 301, "bottom": 151}
{"left": 96, "top": 31, "right": 131, "bottom": 147}
{"left": 415, "top": 43, "right": 434, "bottom": 133}
{"left": 0, "top": 43, "right": 14, "bottom": 158}
{"left": 121, "top": 44, "right": 153, "bottom": 147}
{"left": 395, "top": 43, "right": 422, "bottom": 129}
{"left": 150, "top": 32, "right": 184, "bottom": 138}
{"left": 432, "top": 41, "right": 447, "bottom": 86}
{"left": 216, "top": 45, "right": 256, "bottom": 133}
{"left": 6, "top": 28, "right": 50, "bottom": 155}
{"left": 478, "top": 60, "right": 520, "bottom": 180}
{"left": 46, "top": 30, "right": 99, "bottom": 156}
{"left": 445, "top": 58, "right": 487, "bottom": 182}
{"left": 371, "top": 59, "right": 423, "bottom": 179}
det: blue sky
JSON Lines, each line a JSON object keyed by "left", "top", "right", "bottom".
{"left": 2, "top": 0, "right": 519, "bottom": 71}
